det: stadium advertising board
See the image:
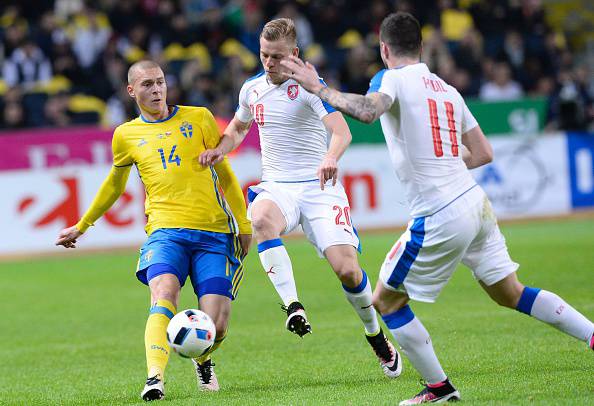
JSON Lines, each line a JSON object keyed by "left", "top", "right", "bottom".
{"left": 471, "top": 135, "right": 571, "bottom": 219}
{"left": 0, "top": 130, "right": 590, "bottom": 255}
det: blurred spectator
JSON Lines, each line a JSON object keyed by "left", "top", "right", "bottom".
{"left": 0, "top": 0, "right": 591, "bottom": 132}
{"left": 238, "top": 4, "right": 263, "bottom": 55}
{"left": 1, "top": 103, "right": 26, "bottom": 129}
{"left": 1, "top": 6, "right": 28, "bottom": 56}
{"left": 479, "top": 61, "right": 524, "bottom": 101}
{"left": 106, "top": 84, "right": 136, "bottom": 127}
{"left": 69, "top": 4, "right": 112, "bottom": 69}
{"left": 182, "top": 0, "right": 222, "bottom": 26}
{"left": 51, "top": 41, "right": 84, "bottom": 87}
{"left": 275, "top": 1, "right": 313, "bottom": 50}
{"left": 340, "top": 43, "right": 374, "bottom": 94}
{"left": 548, "top": 68, "right": 593, "bottom": 131}
{"left": 3, "top": 37, "right": 52, "bottom": 89}
{"left": 186, "top": 73, "right": 216, "bottom": 107}
{"left": 439, "top": 0, "right": 474, "bottom": 45}
{"left": 34, "top": 12, "right": 67, "bottom": 58}
{"left": 452, "top": 28, "right": 483, "bottom": 77}
{"left": 44, "top": 93, "right": 72, "bottom": 127}
{"left": 503, "top": 30, "right": 524, "bottom": 71}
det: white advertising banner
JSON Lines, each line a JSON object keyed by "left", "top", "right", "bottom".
{"left": 0, "top": 134, "right": 572, "bottom": 255}
{"left": 470, "top": 134, "right": 571, "bottom": 218}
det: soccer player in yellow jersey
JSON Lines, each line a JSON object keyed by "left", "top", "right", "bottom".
{"left": 55, "top": 60, "right": 252, "bottom": 401}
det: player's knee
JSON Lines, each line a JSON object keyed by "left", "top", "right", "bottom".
{"left": 334, "top": 263, "right": 360, "bottom": 287}
{"left": 251, "top": 214, "right": 276, "bottom": 238}
{"left": 150, "top": 283, "right": 180, "bottom": 306}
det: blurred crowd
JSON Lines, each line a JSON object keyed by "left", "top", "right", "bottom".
{"left": 1, "top": 0, "right": 593, "bottom": 131}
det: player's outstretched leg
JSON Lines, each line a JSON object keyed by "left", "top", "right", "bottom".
{"left": 142, "top": 271, "right": 180, "bottom": 401}
{"left": 258, "top": 239, "right": 310, "bottom": 336}
{"left": 191, "top": 291, "right": 234, "bottom": 392}
{"left": 366, "top": 328, "right": 402, "bottom": 378}
{"left": 192, "top": 357, "right": 219, "bottom": 391}
{"left": 482, "top": 274, "right": 594, "bottom": 350}
{"left": 192, "top": 333, "right": 225, "bottom": 391}
{"left": 373, "top": 284, "right": 460, "bottom": 404}
{"left": 142, "top": 298, "right": 177, "bottom": 401}
{"left": 258, "top": 239, "right": 299, "bottom": 303}
{"left": 141, "top": 375, "right": 165, "bottom": 402}
{"left": 326, "top": 246, "right": 401, "bottom": 377}
{"left": 251, "top": 199, "right": 307, "bottom": 335}
{"left": 281, "top": 301, "right": 312, "bottom": 337}
{"left": 343, "top": 269, "right": 401, "bottom": 377}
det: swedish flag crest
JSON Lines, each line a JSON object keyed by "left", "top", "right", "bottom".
{"left": 180, "top": 121, "right": 193, "bottom": 138}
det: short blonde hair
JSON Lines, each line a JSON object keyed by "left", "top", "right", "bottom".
{"left": 260, "top": 18, "right": 297, "bottom": 46}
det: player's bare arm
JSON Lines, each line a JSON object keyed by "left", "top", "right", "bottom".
{"left": 199, "top": 116, "right": 253, "bottom": 166}
{"left": 55, "top": 165, "right": 131, "bottom": 248}
{"left": 318, "top": 111, "right": 352, "bottom": 190}
{"left": 280, "top": 56, "right": 393, "bottom": 123}
{"left": 461, "top": 126, "right": 493, "bottom": 169}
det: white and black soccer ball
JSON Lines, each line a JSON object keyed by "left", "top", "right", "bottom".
{"left": 167, "top": 309, "right": 216, "bottom": 358}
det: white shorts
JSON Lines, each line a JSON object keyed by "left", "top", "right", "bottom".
{"left": 379, "top": 185, "right": 519, "bottom": 303}
{"left": 247, "top": 180, "right": 360, "bottom": 256}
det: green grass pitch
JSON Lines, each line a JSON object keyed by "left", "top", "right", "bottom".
{"left": 1, "top": 218, "right": 593, "bottom": 405}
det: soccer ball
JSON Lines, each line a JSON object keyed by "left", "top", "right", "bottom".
{"left": 166, "top": 309, "right": 216, "bottom": 358}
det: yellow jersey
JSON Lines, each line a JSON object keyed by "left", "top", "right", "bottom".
{"left": 77, "top": 105, "right": 250, "bottom": 236}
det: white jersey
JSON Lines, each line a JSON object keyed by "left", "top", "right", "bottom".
{"left": 368, "top": 63, "right": 479, "bottom": 217}
{"left": 236, "top": 72, "right": 336, "bottom": 182}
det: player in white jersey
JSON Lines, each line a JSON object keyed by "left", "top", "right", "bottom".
{"left": 199, "top": 18, "right": 402, "bottom": 378}
{"left": 282, "top": 11, "right": 594, "bottom": 405}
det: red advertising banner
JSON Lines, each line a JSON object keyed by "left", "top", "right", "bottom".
{"left": 0, "top": 126, "right": 113, "bottom": 171}
{"left": 0, "top": 122, "right": 261, "bottom": 172}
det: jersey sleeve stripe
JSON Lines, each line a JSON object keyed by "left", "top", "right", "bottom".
{"left": 366, "top": 69, "right": 387, "bottom": 94}
{"left": 318, "top": 79, "right": 336, "bottom": 113}
{"left": 209, "top": 166, "right": 239, "bottom": 235}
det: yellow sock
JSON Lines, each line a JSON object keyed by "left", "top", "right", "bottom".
{"left": 145, "top": 299, "right": 176, "bottom": 379}
{"left": 196, "top": 331, "right": 227, "bottom": 363}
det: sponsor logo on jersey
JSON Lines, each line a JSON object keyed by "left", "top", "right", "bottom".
{"left": 144, "top": 249, "right": 153, "bottom": 262}
{"left": 137, "top": 138, "right": 147, "bottom": 147}
{"left": 287, "top": 84, "right": 299, "bottom": 100}
{"left": 156, "top": 131, "right": 171, "bottom": 139}
{"left": 180, "top": 121, "right": 193, "bottom": 139}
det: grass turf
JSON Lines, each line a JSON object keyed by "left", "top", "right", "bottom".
{"left": 1, "top": 218, "right": 593, "bottom": 405}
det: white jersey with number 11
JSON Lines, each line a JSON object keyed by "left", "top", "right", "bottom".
{"left": 367, "top": 63, "right": 479, "bottom": 217}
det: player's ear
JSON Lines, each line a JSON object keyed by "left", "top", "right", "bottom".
{"left": 127, "top": 84, "right": 135, "bottom": 98}
{"left": 380, "top": 41, "right": 390, "bottom": 60}
{"left": 293, "top": 46, "right": 299, "bottom": 57}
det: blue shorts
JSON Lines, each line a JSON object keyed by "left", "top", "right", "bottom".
{"left": 136, "top": 228, "right": 244, "bottom": 300}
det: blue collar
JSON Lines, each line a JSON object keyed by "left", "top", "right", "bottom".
{"left": 140, "top": 105, "right": 179, "bottom": 123}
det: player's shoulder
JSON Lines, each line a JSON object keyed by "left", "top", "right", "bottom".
{"left": 113, "top": 116, "right": 143, "bottom": 137}
{"left": 176, "top": 104, "right": 209, "bottom": 116}
{"left": 176, "top": 105, "right": 216, "bottom": 121}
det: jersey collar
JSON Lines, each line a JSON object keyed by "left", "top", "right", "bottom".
{"left": 140, "top": 105, "right": 179, "bottom": 123}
